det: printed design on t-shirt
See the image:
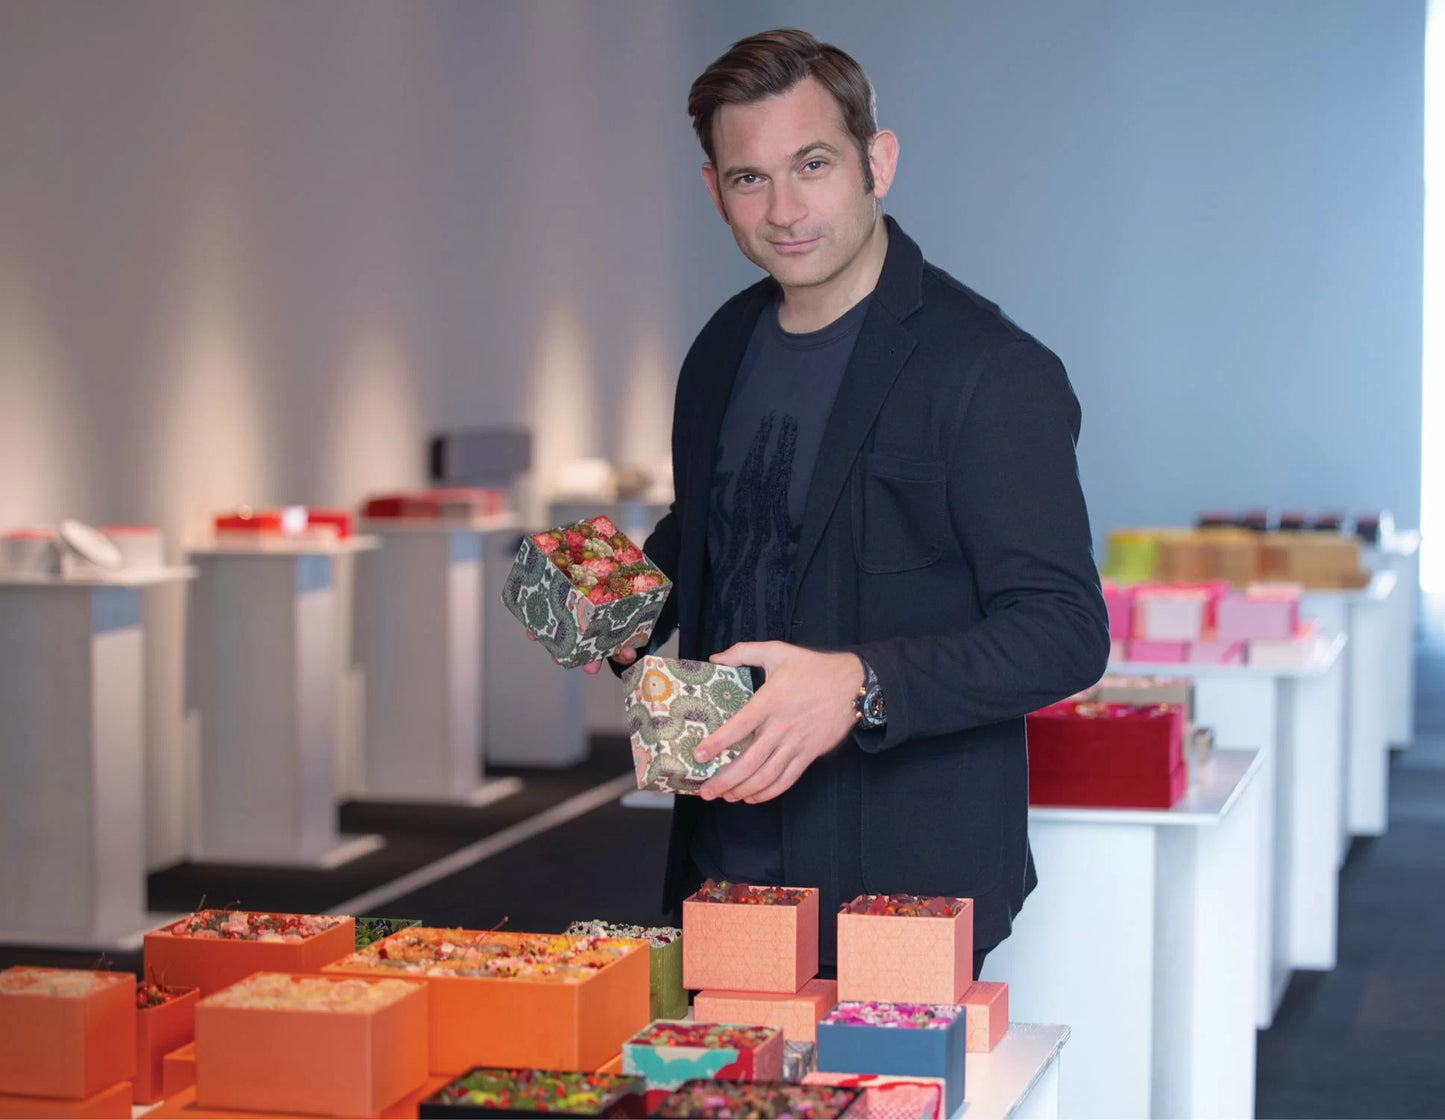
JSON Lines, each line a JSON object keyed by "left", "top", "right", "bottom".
{"left": 709, "top": 411, "right": 799, "bottom": 650}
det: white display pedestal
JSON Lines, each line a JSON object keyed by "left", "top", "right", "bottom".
{"left": 1301, "top": 572, "right": 1396, "bottom": 846}
{"left": 953, "top": 1023, "right": 1070, "bottom": 1120}
{"left": 985, "top": 751, "right": 1262, "bottom": 1120}
{"left": 0, "top": 569, "right": 194, "bottom": 948}
{"left": 1109, "top": 635, "right": 1346, "bottom": 1028}
{"left": 1366, "top": 532, "right": 1420, "bottom": 749}
{"left": 354, "top": 520, "right": 523, "bottom": 806}
{"left": 479, "top": 527, "right": 588, "bottom": 767}
{"left": 188, "top": 539, "right": 383, "bottom": 867}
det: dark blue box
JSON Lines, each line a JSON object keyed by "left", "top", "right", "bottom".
{"left": 814, "top": 1002, "right": 966, "bottom": 1116}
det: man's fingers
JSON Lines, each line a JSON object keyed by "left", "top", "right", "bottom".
{"left": 613, "top": 647, "right": 639, "bottom": 665}
{"left": 700, "top": 728, "right": 780, "bottom": 801}
{"left": 723, "top": 735, "right": 796, "bottom": 802}
{"left": 709, "top": 641, "right": 779, "bottom": 670}
{"left": 581, "top": 661, "right": 602, "bottom": 675}
{"left": 745, "top": 756, "right": 808, "bottom": 805}
{"left": 694, "top": 698, "right": 768, "bottom": 763}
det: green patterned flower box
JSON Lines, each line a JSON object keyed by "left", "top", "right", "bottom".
{"left": 624, "top": 655, "right": 754, "bottom": 794}
{"left": 501, "top": 516, "right": 672, "bottom": 669}
{"left": 354, "top": 917, "right": 423, "bottom": 950}
{"left": 565, "top": 921, "right": 686, "bottom": 1021}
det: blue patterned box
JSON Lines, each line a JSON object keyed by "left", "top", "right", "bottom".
{"left": 814, "top": 1001, "right": 965, "bottom": 1116}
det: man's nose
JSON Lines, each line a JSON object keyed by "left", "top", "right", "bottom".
{"left": 766, "top": 179, "right": 807, "bottom": 230}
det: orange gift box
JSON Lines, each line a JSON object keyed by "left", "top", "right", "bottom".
{"left": 693, "top": 979, "right": 839, "bottom": 1043}
{"left": 836, "top": 897, "right": 974, "bottom": 1005}
{"left": 194, "top": 972, "right": 428, "bottom": 1118}
{"left": 213, "top": 510, "right": 281, "bottom": 533}
{"left": 323, "top": 929, "right": 650, "bottom": 1075}
{"left": 149, "top": 1074, "right": 453, "bottom": 1120}
{"left": 135, "top": 988, "right": 199, "bottom": 1105}
{"left": 161, "top": 1043, "right": 195, "bottom": 1099}
{"left": 962, "top": 981, "right": 1008, "bottom": 1053}
{"left": 0, "top": 1081, "right": 131, "bottom": 1119}
{"left": 143, "top": 912, "right": 355, "bottom": 995}
{"left": 0, "top": 968, "right": 136, "bottom": 1099}
{"left": 682, "top": 885, "right": 820, "bottom": 994}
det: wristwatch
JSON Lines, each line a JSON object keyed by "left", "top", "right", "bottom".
{"left": 853, "top": 658, "right": 887, "bottom": 729}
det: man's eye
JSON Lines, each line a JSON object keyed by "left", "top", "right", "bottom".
{"left": 735, "top": 174, "right": 761, "bottom": 186}
{"left": 803, "top": 160, "right": 826, "bottom": 172}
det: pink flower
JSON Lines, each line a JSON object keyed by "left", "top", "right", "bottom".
{"left": 630, "top": 574, "right": 663, "bottom": 593}
{"left": 532, "top": 533, "right": 561, "bottom": 554}
{"left": 587, "top": 586, "right": 618, "bottom": 604}
{"left": 581, "top": 557, "right": 617, "bottom": 577}
{"left": 590, "top": 516, "right": 618, "bottom": 537}
{"left": 615, "top": 546, "right": 644, "bottom": 565}
{"left": 562, "top": 529, "right": 585, "bottom": 550}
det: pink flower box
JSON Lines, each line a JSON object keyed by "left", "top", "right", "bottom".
{"left": 1215, "top": 584, "right": 1301, "bottom": 643}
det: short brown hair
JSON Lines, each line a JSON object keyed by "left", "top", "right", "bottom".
{"left": 688, "top": 29, "right": 878, "bottom": 192}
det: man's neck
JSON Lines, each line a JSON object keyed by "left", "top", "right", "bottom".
{"left": 776, "top": 215, "right": 889, "bottom": 334}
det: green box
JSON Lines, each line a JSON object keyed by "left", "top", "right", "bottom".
{"left": 565, "top": 921, "right": 686, "bottom": 1021}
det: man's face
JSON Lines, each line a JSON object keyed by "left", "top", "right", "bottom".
{"left": 703, "top": 77, "right": 889, "bottom": 291}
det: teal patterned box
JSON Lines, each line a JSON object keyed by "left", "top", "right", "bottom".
{"left": 565, "top": 921, "right": 687, "bottom": 1021}
{"left": 501, "top": 516, "right": 672, "bottom": 669}
{"left": 624, "top": 656, "right": 754, "bottom": 793}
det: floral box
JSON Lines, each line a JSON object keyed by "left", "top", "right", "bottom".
{"left": 815, "top": 1002, "right": 966, "bottom": 1117}
{"left": 564, "top": 922, "right": 685, "bottom": 1021}
{"left": 418, "top": 1068, "right": 647, "bottom": 1118}
{"left": 682, "top": 882, "right": 820, "bottom": 994}
{"left": 501, "top": 517, "right": 671, "bottom": 669}
{"left": 134, "top": 984, "right": 198, "bottom": 1106}
{"left": 648, "top": 1080, "right": 858, "bottom": 1119}
{"left": 194, "top": 972, "right": 428, "bottom": 1118}
{"left": 623, "top": 656, "right": 753, "bottom": 794}
{"left": 323, "top": 928, "right": 649, "bottom": 1075}
{"left": 961, "top": 982, "right": 1009, "bottom": 1053}
{"left": 356, "top": 917, "right": 425, "bottom": 951}
{"left": 142, "top": 911, "right": 355, "bottom": 996}
{"left": 0, "top": 968, "right": 135, "bottom": 1100}
{"left": 802, "top": 1072, "right": 945, "bottom": 1119}
{"left": 0, "top": 1081, "right": 132, "bottom": 1119}
{"left": 621, "top": 1022, "right": 783, "bottom": 1092}
{"left": 836, "top": 895, "right": 973, "bottom": 1006}
{"left": 692, "top": 979, "right": 837, "bottom": 1044}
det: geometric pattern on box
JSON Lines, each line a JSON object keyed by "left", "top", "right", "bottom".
{"left": 682, "top": 886, "right": 820, "bottom": 994}
{"left": 648, "top": 1080, "right": 859, "bottom": 1119}
{"left": 193, "top": 973, "right": 429, "bottom": 1118}
{"left": 623, "top": 657, "right": 753, "bottom": 794}
{"left": 1026, "top": 701, "right": 1186, "bottom": 810}
{"left": 961, "top": 981, "right": 1008, "bottom": 1053}
{"left": 133, "top": 987, "right": 198, "bottom": 1106}
{"left": 0, "top": 968, "right": 137, "bottom": 1100}
{"left": 836, "top": 897, "right": 973, "bottom": 1005}
{"left": 416, "top": 1068, "right": 647, "bottom": 1118}
{"left": 564, "top": 922, "right": 686, "bottom": 1021}
{"left": 692, "top": 979, "right": 838, "bottom": 1043}
{"left": 322, "top": 929, "right": 650, "bottom": 1075}
{"left": 802, "top": 1072, "right": 945, "bottom": 1119}
{"left": 501, "top": 518, "right": 672, "bottom": 669}
{"left": 141, "top": 912, "right": 356, "bottom": 996}
{"left": 815, "top": 1002, "right": 966, "bottom": 1118}
{"left": 621, "top": 1022, "right": 783, "bottom": 1091}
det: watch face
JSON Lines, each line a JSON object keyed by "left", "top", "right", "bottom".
{"left": 867, "top": 693, "right": 886, "bottom": 722}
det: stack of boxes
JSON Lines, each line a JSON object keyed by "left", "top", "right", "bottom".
{"left": 1104, "top": 525, "right": 1370, "bottom": 590}
{"left": 1104, "top": 579, "right": 1310, "bottom": 667}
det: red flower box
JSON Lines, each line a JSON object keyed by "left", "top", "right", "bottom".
{"left": 1026, "top": 702, "right": 1186, "bottom": 809}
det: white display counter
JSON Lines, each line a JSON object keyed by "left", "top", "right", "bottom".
{"left": 187, "top": 538, "right": 383, "bottom": 867}
{"left": 984, "top": 750, "right": 1262, "bottom": 1120}
{"left": 353, "top": 519, "right": 522, "bottom": 805}
{"left": 1109, "top": 635, "right": 1346, "bottom": 1027}
{"left": 1366, "top": 532, "right": 1420, "bottom": 750}
{"left": 0, "top": 568, "right": 194, "bottom": 948}
{"left": 953, "top": 1022, "right": 1070, "bottom": 1120}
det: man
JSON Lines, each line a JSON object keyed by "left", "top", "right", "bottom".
{"left": 605, "top": 28, "right": 1109, "bottom": 973}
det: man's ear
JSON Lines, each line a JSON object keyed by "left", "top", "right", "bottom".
{"left": 701, "top": 163, "right": 730, "bottom": 224}
{"left": 867, "top": 129, "right": 900, "bottom": 201}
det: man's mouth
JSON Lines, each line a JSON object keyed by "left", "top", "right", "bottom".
{"left": 769, "top": 236, "right": 821, "bottom": 254}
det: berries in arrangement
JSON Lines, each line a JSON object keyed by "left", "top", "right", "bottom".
{"left": 691, "top": 879, "right": 810, "bottom": 906}
{"left": 840, "top": 894, "right": 969, "bottom": 918}
{"left": 530, "top": 517, "right": 666, "bottom": 606}
{"left": 820, "top": 1001, "right": 963, "bottom": 1030}
{"left": 428, "top": 1068, "right": 644, "bottom": 1114}
{"left": 331, "top": 929, "right": 638, "bottom": 980}
{"left": 166, "top": 910, "right": 347, "bottom": 942}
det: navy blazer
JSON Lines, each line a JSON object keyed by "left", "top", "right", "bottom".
{"left": 640, "top": 217, "right": 1110, "bottom": 956}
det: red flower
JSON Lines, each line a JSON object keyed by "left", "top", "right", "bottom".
{"left": 590, "top": 516, "right": 618, "bottom": 537}
{"left": 615, "top": 546, "right": 644, "bottom": 565}
{"left": 581, "top": 557, "right": 617, "bottom": 577}
{"left": 532, "top": 533, "right": 561, "bottom": 554}
{"left": 562, "top": 529, "right": 585, "bottom": 549}
{"left": 630, "top": 573, "right": 663, "bottom": 593}
{"left": 587, "top": 586, "right": 618, "bottom": 605}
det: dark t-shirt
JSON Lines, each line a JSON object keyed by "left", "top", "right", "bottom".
{"left": 692, "top": 294, "right": 871, "bottom": 885}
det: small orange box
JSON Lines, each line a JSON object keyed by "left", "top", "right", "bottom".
{"left": 962, "top": 980, "right": 1009, "bottom": 1053}
{"left": 194, "top": 972, "right": 428, "bottom": 1118}
{"left": 161, "top": 1043, "right": 196, "bottom": 1099}
{"left": 682, "top": 887, "right": 820, "bottom": 994}
{"left": 323, "top": 929, "right": 650, "bottom": 1075}
{"left": 135, "top": 987, "right": 199, "bottom": 1105}
{"left": 143, "top": 913, "right": 355, "bottom": 995}
{"left": 0, "top": 968, "right": 136, "bottom": 1099}
{"left": 693, "top": 979, "right": 839, "bottom": 1043}
{"left": 0, "top": 1080, "right": 131, "bottom": 1119}
{"left": 836, "top": 897, "right": 974, "bottom": 1005}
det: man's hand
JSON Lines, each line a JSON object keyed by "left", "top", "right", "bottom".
{"left": 582, "top": 647, "right": 639, "bottom": 675}
{"left": 695, "top": 642, "right": 863, "bottom": 804}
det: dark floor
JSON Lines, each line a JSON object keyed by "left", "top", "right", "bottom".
{"left": 4, "top": 641, "right": 1444, "bottom": 1116}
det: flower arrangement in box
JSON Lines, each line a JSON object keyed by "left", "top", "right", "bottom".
{"left": 648, "top": 1080, "right": 859, "bottom": 1119}
{"left": 142, "top": 910, "right": 355, "bottom": 995}
{"left": 836, "top": 894, "right": 974, "bottom": 1006}
{"left": 419, "top": 1068, "right": 646, "bottom": 1117}
{"left": 328, "top": 929, "right": 638, "bottom": 980}
{"left": 166, "top": 909, "right": 346, "bottom": 942}
{"left": 0, "top": 968, "right": 135, "bottom": 1100}
{"left": 816, "top": 1001, "right": 967, "bottom": 1116}
{"left": 501, "top": 516, "right": 671, "bottom": 668}
{"left": 355, "top": 916, "right": 424, "bottom": 950}
{"left": 565, "top": 921, "right": 685, "bottom": 1021}
{"left": 133, "top": 978, "right": 199, "bottom": 1105}
{"left": 621, "top": 1022, "right": 783, "bottom": 1090}
{"left": 624, "top": 656, "right": 753, "bottom": 794}
{"left": 682, "top": 881, "right": 820, "bottom": 994}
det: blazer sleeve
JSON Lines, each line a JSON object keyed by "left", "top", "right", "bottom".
{"left": 849, "top": 338, "right": 1111, "bottom": 751}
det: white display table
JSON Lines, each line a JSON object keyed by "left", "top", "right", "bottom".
{"left": 1109, "top": 635, "right": 1346, "bottom": 1027}
{"left": 984, "top": 751, "right": 1262, "bottom": 1120}
{"left": 1365, "top": 532, "right": 1420, "bottom": 749}
{"left": 354, "top": 519, "right": 522, "bottom": 805}
{"left": 187, "top": 538, "right": 383, "bottom": 867}
{"left": 478, "top": 527, "right": 588, "bottom": 767}
{"left": 0, "top": 568, "right": 194, "bottom": 948}
{"left": 1301, "top": 572, "right": 1396, "bottom": 847}
{"left": 953, "top": 1022, "right": 1070, "bottom": 1120}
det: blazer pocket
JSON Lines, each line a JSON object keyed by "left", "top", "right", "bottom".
{"left": 852, "top": 452, "right": 948, "bottom": 573}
